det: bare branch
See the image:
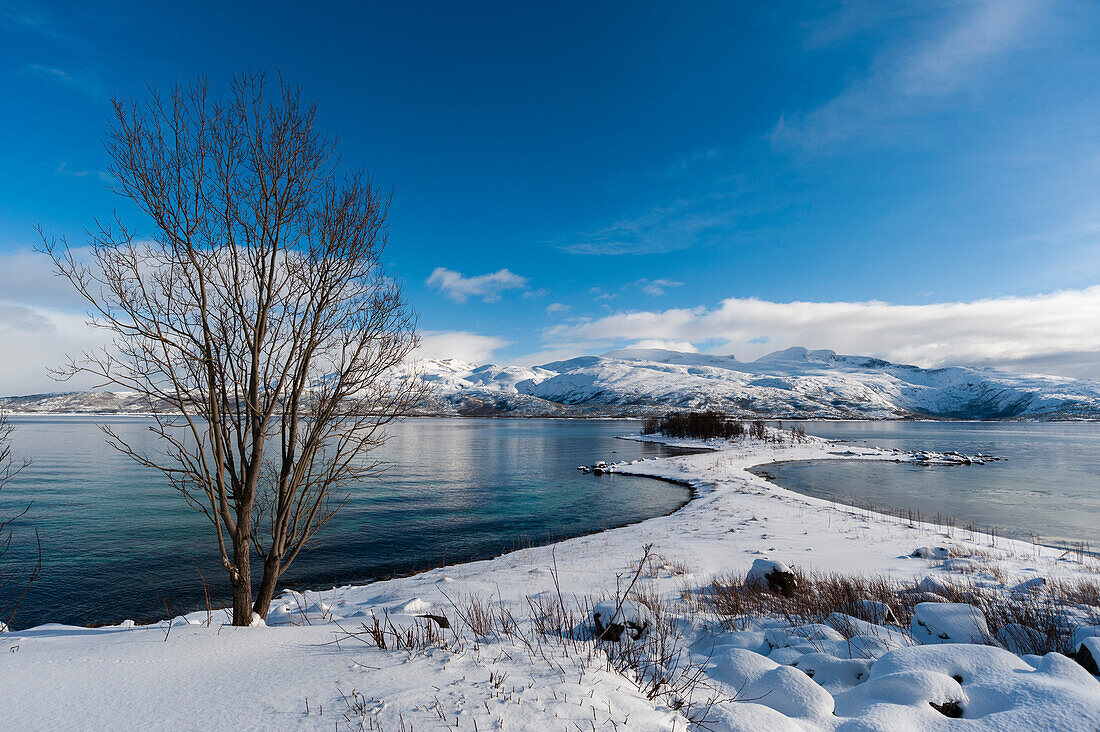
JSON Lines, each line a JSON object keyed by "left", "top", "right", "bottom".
{"left": 40, "top": 75, "right": 419, "bottom": 625}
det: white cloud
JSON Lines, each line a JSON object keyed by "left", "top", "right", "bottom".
{"left": 563, "top": 196, "right": 737, "bottom": 255}
{"left": 509, "top": 341, "right": 614, "bottom": 368}
{"left": 23, "top": 62, "right": 105, "bottom": 98}
{"left": 0, "top": 248, "right": 111, "bottom": 394}
{"left": 426, "top": 267, "right": 528, "bottom": 303}
{"left": 545, "top": 287, "right": 1100, "bottom": 378}
{"left": 774, "top": 0, "right": 1043, "bottom": 150}
{"left": 0, "top": 248, "right": 90, "bottom": 308}
{"left": 627, "top": 339, "right": 698, "bottom": 353}
{"left": 639, "top": 278, "right": 684, "bottom": 296}
{"left": 545, "top": 302, "right": 570, "bottom": 316}
{"left": 56, "top": 161, "right": 111, "bottom": 182}
{"left": 413, "top": 330, "right": 510, "bottom": 364}
{"left": 27, "top": 63, "right": 70, "bottom": 81}
{"left": 0, "top": 303, "right": 107, "bottom": 394}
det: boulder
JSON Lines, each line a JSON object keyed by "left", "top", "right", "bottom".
{"left": 1069, "top": 624, "right": 1100, "bottom": 651}
{"left": 910, "top": 602, "right": 990, "bottom": 645}
{"left": 995, "top": 623, "right": 1044, "bottom": 655}
{"left": 590, "top": 599, "right": 650, "bottom": 642}
{"left": 912, "top": 546, "right": 952, "bottom": 560}
{"left": 1010, "top": 577, "right": 1046, "bottom": 596}
{"left": 747, "top": 558, "right": 797, "bottom": 597}
{"left": 1072, "top": 636, "right": 1099, "bottom": 675}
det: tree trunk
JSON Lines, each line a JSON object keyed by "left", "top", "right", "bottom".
{"left": 231, "top": 539, "right": 253, "bottom": 626}
{"left": 252, "top": 557, "right": 280, "bottom": 621}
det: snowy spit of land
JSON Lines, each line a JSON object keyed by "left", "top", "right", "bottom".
{"left": 2, "top": 430, "right": 1098, "bottom": 730}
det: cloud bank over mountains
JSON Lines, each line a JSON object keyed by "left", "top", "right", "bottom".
{"left": 543, "top": 287, "right": 1100, "bottom": 379}
{"left": 2, "top": 243, "right": 1099, "bottom": 394}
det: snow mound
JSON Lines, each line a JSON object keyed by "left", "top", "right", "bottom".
{"left": 910, "top": 602, "right": 990, "bottom": 645}
{"left": 834, "top": 645, "right": 1100, "bottom": 730}
{"left": 710, "top": 648, "right": 836, "bottom": 725}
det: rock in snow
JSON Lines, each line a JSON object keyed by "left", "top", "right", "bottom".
{"left": 588, "top": 599, "right": 651, "bottom": 642}
{"left": 1073, "top": 637, "right": 1100, "bottom": 675}
{"left": 910, "top": 602, "right": 991, "bottom": 645}
{"left": 747, "top": 558, "right": 798, "bottom": 596}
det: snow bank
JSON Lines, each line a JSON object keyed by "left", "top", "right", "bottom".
{"left": 835, "top": 645, "right": 1100, "bottom": 730}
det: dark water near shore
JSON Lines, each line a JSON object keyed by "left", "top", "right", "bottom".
{"left": 0, "top": 417, "right": 692, "bottom": 629}
{"left": 754, "top": 421, "right": 1100, "bottom": 550}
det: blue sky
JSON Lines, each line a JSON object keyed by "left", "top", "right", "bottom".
{"left": 2, "top": 1, "right": 1100, "bottom": 392}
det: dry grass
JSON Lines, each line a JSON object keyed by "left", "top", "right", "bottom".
{"left": 695, "top": 568, "right": 1100, "bottom": 656}
{"left": 328, "top": 548, "right": 1100, "bottom": 730}
{"left": 330, "top": 546, "right": 734, "bottom": 729}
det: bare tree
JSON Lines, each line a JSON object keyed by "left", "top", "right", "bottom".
{"left": 41, "top": 74, "right": 422, "bottom": 625}
{"left": 0, "top": 411, "right": 36, "bottom": 631}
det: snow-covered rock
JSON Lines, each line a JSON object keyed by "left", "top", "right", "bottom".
{"left": 910, "top": 602, "right": 991, "bottom": 645}
{"left": 1011, "top": 577, "right": 1047, "bottom": 596}
{"left": 912, "top": 545, "right": 953, "bottom": 560}
{"left": 1070, "top": 624, "right": 1100, "bottom": 651}
{"left": 747, "top": 558, "right": 798, "bottom": 596}
{"left": 1073, "top": 636, "right": 1100, "bottom": 675}
{"left": 834, "top": 644, "right": 1100, "bottom": 730}
{"left": 588, "top": 599, "right": 651, "bottom": 642}
{"left": 846, "top": 599, "right": 898, "bottom": 625}
{"left": 995, "top": 623, "right": 1046, "bottom": 655}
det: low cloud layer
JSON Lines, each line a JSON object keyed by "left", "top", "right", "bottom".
{"left": 0, "top": 303, "right": 105, "bottom": 394}
{"left": 426, "top": 267, "right": 528, "bottom": 303}
{"left": 545, "top": 287, "right": 1100, "bottom": 378}
{"left": 414, "top": 330, "right": 510, "bottom": 364}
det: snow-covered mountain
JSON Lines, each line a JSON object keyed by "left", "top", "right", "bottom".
{"left": 510, "top": 347, "right": 1100, "bottom": 419}
{"left": 4, "top": 347, "right": 1100, "bottom": 419}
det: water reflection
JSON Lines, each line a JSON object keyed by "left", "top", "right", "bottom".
{"left": 756, "top": 421, "right": 1100, "bottom": 548}
{"left": 1, "top": 417, "right": 690, "bottom": 628}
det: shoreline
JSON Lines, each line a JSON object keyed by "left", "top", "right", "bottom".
{"left": 749, "top": 456, "right": 1099, "bottom": 555}
{"left": 9, "top": 431, "right": 1083, "bottom": 633}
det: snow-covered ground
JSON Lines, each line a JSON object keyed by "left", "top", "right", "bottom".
{"left": 2, "top": 431, "right": 1098, "bottom": 730}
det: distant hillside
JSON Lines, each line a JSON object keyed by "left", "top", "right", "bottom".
{"left": 4, "top": 347, "right": 1100, "bottom": 420}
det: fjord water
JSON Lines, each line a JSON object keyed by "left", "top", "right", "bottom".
{"left": 756, "top": 421, "right": 1100, "bottom": 549}
{"left": 1, "top": 417, "right": 692, "bottom": 629}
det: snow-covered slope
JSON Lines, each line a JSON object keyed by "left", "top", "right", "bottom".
{"left": 5, "top": 347, "right": 1100, "bottom": 419}
{"left": 0, "top": 390, "right": 156, "bottom": 414}
{"left": 513, "top": 347, "right": 1100, "bottom": 419}
{"left": 398, "top": 359, "right": 570, "bottom": 416}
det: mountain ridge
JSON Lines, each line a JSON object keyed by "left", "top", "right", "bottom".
{"left": 3, "top": 347, "right": 1098, "bottom": 420}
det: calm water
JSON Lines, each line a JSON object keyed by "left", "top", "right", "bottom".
{"left": 0, "top": 417, "right": 692, "bottom": 629}
{"left": 755, "top": 421, "right": 1100, "bottom": 549}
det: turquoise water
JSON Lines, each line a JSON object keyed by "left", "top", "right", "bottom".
{"left": 0, "top": 417, "right": 692, "bottom": 629}
{"left": 6, "top": 418, "right": 1097, "bottom": 630}
{"left": 756, "top": 421, "right": 1100, "bottom": 549}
